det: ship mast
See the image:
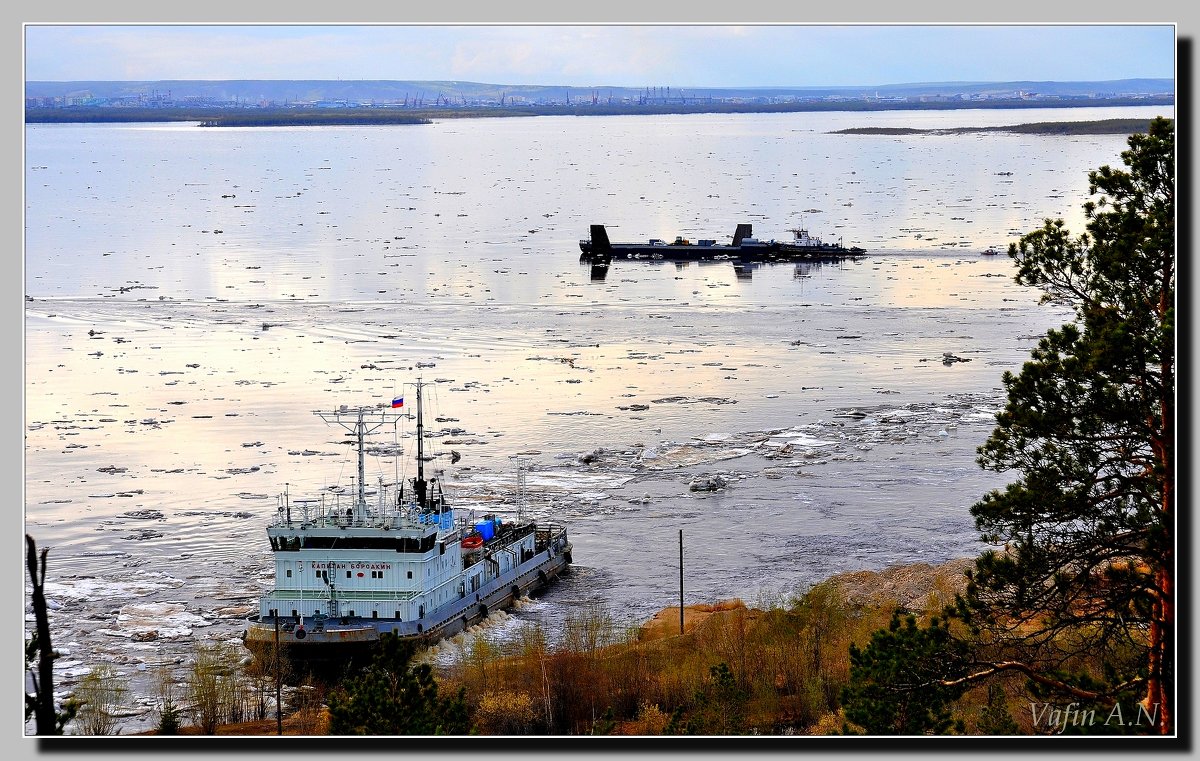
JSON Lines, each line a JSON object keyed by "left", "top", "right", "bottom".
{"left": 356, "top": 409, "right": 367, "bottom": 510}
{"left": 414, "top": 379, "right": 427, "bottom": 510}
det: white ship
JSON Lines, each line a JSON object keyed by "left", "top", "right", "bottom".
{"left": 242, "top": 380, "right": 571, "bottom": 664}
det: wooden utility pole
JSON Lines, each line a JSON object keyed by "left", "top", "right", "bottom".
{"left": 679, "top": 530, "right": 684, "bottom": 635}
{"left": 274, "top": 617, "right": 282, "bottom": 735}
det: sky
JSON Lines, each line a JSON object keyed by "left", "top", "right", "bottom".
{"left": 23, "top": 24, "right": 1176, "bottom": 87}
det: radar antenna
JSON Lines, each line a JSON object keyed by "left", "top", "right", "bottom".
{"left": 316, "top": 405, "right": 401, "bottom": 522}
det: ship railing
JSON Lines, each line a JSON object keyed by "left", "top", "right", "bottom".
{"left": 275, "top": 502, "right": 451, "bottom": 531}
{"left": 277, "top": 480, "right": 460, "bottom": 528}
{"left": 534, "top": 523, "right": 568, "bottom": 551}
{"left": 327, "top": 589, "right": 424, "bottom": 601}
{"left": 264, "top": 588, "right": 420, "bottom": 602}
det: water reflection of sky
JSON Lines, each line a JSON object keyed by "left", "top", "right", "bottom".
{"left": 25, "top": 106, "right": 1167, "bottom": 303}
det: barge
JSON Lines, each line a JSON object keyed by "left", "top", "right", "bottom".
{"left": 579, "top": 223, "right": 865, "bottom": 263}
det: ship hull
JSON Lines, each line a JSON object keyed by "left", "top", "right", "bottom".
{"left": 580, "top": 241, "right": 755, "bottom": 262}
{"left": 580, "top": 236, "right": 865, "bottom": 263}
{"left": 770, "top": 243, "right": 867, "bottom": 259}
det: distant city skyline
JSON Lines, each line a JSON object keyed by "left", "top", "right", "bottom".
{"left": 24, "top": 24, "right": 1175, "bottom": 88}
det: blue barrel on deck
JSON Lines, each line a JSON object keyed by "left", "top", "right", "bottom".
{"left": 475, "top": 520, "right": 495, "bottom": 541}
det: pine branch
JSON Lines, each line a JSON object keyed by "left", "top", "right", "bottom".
{"left": 935, "top": 661, "right": 1144, "bottom": 705}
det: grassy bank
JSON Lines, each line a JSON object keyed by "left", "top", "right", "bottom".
{"left": 429, "top": 558, "right": 982, "bottom": 735}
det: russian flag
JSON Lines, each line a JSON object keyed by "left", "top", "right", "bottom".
{"left": 391, "top": 396, "right": 404, "bottom": 409}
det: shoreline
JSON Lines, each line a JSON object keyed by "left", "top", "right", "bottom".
{"left": 640, "top": 556, "right": 976, "bottom": 640}
{"left": 24, "top": 96, "right": 1173, "bottom": 126}
{"left": 830, "top": 118, "right": 1164, "bottom": 136}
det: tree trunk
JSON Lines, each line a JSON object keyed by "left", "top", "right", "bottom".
{"left": 1147, "top": 562, "right": 1172, "bottom": 734}
{"left": 26, "top": 535, "right": 58, "bottom": 734}
{"left": 1148, "top": 251, "right": 1174, "bottom": 734}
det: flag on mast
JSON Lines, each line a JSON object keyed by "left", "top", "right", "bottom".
{"left": 391, "top": 396, "right": 404, "bottom": 409}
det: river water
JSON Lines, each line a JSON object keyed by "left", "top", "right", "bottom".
{"left": 22, "top": 105, "right": 1169, "bottom": 731}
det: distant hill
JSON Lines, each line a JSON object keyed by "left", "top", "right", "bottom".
{"left": 851, "top": 78, "right": 1173, "bottom": 97}
{"left": 24, "top": 78, "right": 1174, "bottom": 105}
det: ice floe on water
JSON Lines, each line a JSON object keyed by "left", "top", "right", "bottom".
{"left": 442, "top": 394, "right": 1007, "bottom": 519}
{"left": 103, "top": 601, "right": 215, "bottom": 640}
{"left": 638, "top": 441, "right": 754, "bottom": 469}
{"left": 688, "top": 474, "right": 728, "bottom": 492}
{"left": 448, "top": 467, "right": 636, "bottom": 516}
{"left": 41, "top": 570, "right": 185, "bottom": 605}
{"left": 762, "top": 430, "right": 839, "bottom": 449}
{"left": 521, "top": 470, "right": 635, "bottom": 491}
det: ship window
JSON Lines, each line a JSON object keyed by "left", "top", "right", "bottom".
{"left": 286, "top": 570, "right": 292, "bottom": 578}
{"left": 407, "top": 571, "right": 413, "bottom": 579}
{"left": 346, "top": 571, "right": 352, "bottom": 579}
{"left": 349, "top": 610, "right": 355, "bottom": 617}
{"left": 372, "top": 611, "right": 378, "bottom": 619}
{"left": 292, "top": 609, "right": 298, "bottom": 617}
{"left": 395, "top": 611, "right": 401, "bottom": 619}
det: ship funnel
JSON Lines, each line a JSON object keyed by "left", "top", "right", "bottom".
{"left": 732, "top": 224, "right": 752, "bottom": 246}
{"left": 589, "top": 225, "right": 612, "bottom": 252}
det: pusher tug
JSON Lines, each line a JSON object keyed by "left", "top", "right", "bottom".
{"left": 243, "top": 380, "right": 571, "bottom": 665}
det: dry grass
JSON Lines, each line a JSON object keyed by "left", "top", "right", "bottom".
{"left": 138, "top": 707, "right": 330, "bottom": 736}
{"left": 638, "top": 599, "right": 762, "bottom": 640}
{"left": 141, "top": 558, "right": 982, "bottom": 736}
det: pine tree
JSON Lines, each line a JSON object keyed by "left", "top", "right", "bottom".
{"left": 961, "top": 117, "right": 1174, "bottom": 732}
{"left": 326, "top": 634, "right": 471, "bottom": 735}
{"left": 977, "top": 683, "right": 1019, "bottom": 735}
{"left": 841, "top": 612, "right": 970, "bottom": 735}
